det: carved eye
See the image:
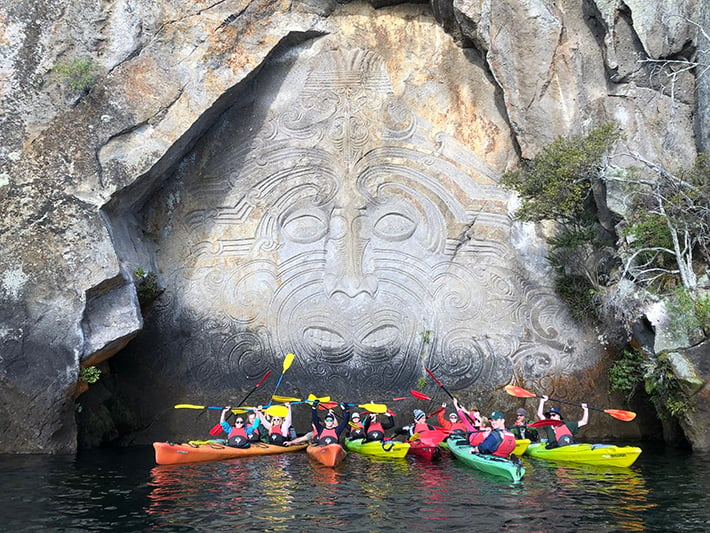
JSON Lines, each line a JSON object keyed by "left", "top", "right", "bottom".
{"left": 373, "top": 213, "right": 416, "bottom": 241}
{"left": 282, "top": 213, "right": 328, "bottom": 243}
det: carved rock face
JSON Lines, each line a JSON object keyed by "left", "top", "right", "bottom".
{"left": 118, "top": 45, "right": 596, "bottom": 406}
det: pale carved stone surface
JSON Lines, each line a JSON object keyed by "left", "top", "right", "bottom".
{"left": 108, "top": 45, "right": 597, "bottom": 444}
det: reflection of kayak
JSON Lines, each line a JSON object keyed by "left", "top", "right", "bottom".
{"left": 408, "top": 440, "right": 442, "bottom": 461}
{"left": 447, "top": 437, "right": 525, "bottom": 482}
{"left": 153, "top": 441, "right": 308, "bottom": 465}
{"left": 525, "top": 442, "right": 642, "bottom": 467}
{"left": 344, "top": 438, "right": 410, "bottom": 458}
{"left": 306, "top": 443, "right": 346, "bottom": 467}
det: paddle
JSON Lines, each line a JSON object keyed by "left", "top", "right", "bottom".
{"left": 504, "top": 385, "right": 637, "bottom": 421}
{"left": 208, "top": 370, "right": 273, "bottom": 436}
{"left": 266, "top": 353, "right": 296, "bottom": 407}
{"left": 410, "top": 390, "right": 432, "bottom": 401}
{"left": 424, "top": 367, "right": 456, "bottom": 401}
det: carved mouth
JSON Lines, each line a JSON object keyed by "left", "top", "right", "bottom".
{"left": 361, "top": 325, "right": 400, "bottom": 348}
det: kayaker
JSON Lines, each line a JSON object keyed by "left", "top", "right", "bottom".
{"left": 452, "top": 397, "right": 482, "bottom": 429}
{"left": 363, "top": 410, "right": 395, "bottom": 441}
{"left": 245, "top": 411, "right": 265, "bottom": 442}
{"left": 537, "top": 395, "right": 588, "bottom": 448}
{"left": 219, "top": 408, "right": 250, "bottom": 448}
{"left": 470, "top": 411, "right": 517, "bottom": 458}
{"left": 437, "top": 402, "right": 468, "bottom": 435}
{"left": 347, "top": 411, "right": 366, "bottom": 440}
{"left": 256, "top": 403, "right": 293, "bottom": 446}
{"left": 510, "top": 407, "right": 539, "bottom": 442}
{"left": 468, "top": 416, "right": 490, "bottom": 446}
{"left": 394, "top": 409, "right": 436, "bottom": 439}
{"left": 312, "top": 402, "right": 350, "bottom": 445}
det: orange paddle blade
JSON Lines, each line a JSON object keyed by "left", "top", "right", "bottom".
{"left": 504, "top": 385, "right": 537, "bottom": 398}
{"left": 411, "top": 390, "right": 431, "bottom": 401}
{"left": 604, "top": 409, "right": 637, "bottom": 421}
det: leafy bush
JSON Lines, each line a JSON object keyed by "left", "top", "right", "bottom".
{"left": 609, "top": 348, "right": 646, "bottom": 399}
{"left": 53, "top": 57, "right": 99, "bottom": 92}
{"left": 79, "top": 366, "right": 101, "bottom": 384}
{"left": 501, "top": 123, "right": 621, "bottom": 223}
{"left": 134, "top": 268, "right": 162, "bottom": 307}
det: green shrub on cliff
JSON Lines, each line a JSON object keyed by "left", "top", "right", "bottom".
{"left": 53, "top": 57, "right": 99, "bottom": 92}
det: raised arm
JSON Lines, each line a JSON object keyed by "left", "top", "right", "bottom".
{"left": 578, "top": 403, "right": 589, "bottom": 427}
{"left": 537, "top": 395, "right": 548, "bottom": 421}
{"left": 257, "top": 407, "right": 271, "bottom": 430}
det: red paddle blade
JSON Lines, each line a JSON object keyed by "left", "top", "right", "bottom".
{"left": 604, "top": 409, "right": 637, "bottom": 421}
{"left": 411, "top": 390, "right": 431, "bottom": 401}
{"left": 504, "top": 385, "right": 537, "bottom": 398}
{"left": 528, "top": 419, "right": 563, "bottom": 427}
{"left": 209, "top": 423, "right": 223, "bottom": 436}
{"left": 428, "top": 407, "right": 445, "bottom": 418}
{"left": 318, "top": 401, "right": 338, "bottom": 410}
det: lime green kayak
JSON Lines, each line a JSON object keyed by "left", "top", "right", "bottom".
{"left": 525, "top": 442, "right": 642, "bottom": 467}
{"left": 446, "top": 437, "right": 525, "bottom": 482}
{"left": 344, "top": 438, "right": 410, "bottom": 458}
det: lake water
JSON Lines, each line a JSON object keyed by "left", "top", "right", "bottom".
{"left": 1, "top": 442, "right": 708, "bottom": 532}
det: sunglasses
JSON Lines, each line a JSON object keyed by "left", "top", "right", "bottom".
{"left": 235, "top": 420, "right": 244, "bottom": 425}
{"left": 448, "top": 415, "right": 458, "bottom": 419}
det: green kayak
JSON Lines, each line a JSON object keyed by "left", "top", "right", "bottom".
{"left": 344, "top": 438, "right": 410, "bottom": 458}
{"left": 525, "top": 442, "right": 642, "bottom": 467}
{"left": 446, "top": 437, "right": 525, "bottom": 482}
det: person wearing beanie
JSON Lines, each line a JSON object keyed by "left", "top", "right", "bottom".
{"left": 510, "top": 407, "right": 539, "bottom": 442}
{"left": 394, "top": 408, "right": 436, "bottom": 439}
{"left": 537, "top": 395, "right": 588, "bottom": 448}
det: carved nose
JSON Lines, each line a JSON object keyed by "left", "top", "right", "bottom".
{"left": 324, "top": 270, "right": 378, "bottom": 298}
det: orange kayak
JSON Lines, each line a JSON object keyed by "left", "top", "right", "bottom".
{"left": 153, "top": 441, "right": 308, "bottom": 465}
{"left": 306, "top": 443, "right": 346, "bottom": 467}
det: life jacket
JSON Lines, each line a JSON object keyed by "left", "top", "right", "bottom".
{"left": 317, "top": 427, "right": 339, "bottom": 446}
{"left": 349, "top": 421, "right": 365, "bottom": 439}
{"left": 553, "top": 423, "right": 575, "bottom": 446}
{"left": 492, "top": 430, "right": 517, "bottom": 458}
{"left": 227, "top": 426, "right": 249, "bottom": 448}
{"left": 469, "top": 430, "right": 487, "bottom": 446}
{"left": 413, "top": 422, "right": 430, "bottom": 434}
{"left": 366, "top": 421, "right": 385, "bottom": 441}
{"left": 268, "top": 425, "right": 286, "bottom": 446}
{"left": 247, "top": 425, "right": 262, "bottom": 442}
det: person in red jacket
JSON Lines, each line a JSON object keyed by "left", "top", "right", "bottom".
{"left": 437, "top": 403, "right": 469, "bottom": 435}
{"left": 470, "top": 411, "right": 517, "bottom": 458}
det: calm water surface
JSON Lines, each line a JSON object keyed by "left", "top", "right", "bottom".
{"left": 1, "top": 443, "right": 708, "bottom": 532}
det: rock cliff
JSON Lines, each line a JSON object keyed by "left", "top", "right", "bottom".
{"left": 0, "top": 0, "right": 706, "bottom": 452}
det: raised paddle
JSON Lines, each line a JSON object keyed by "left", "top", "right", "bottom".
{"left": 504, "top": 385, "right": 637, "bottom": 421}
{"left": 424, "top": 367, "right": 455, "bottom": 401}
{"left": 266, "top": 353, "right": 296, "bottom": 407}
{"left": 208, "top": 370, "right": 272, "bottom": 436}
{"left": 410, "top": 390, "right": 432, "bottom": 401}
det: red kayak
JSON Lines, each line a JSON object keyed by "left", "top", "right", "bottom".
{"left": 306, "top": 443, "right": 346, "bottom": 467}
{"left": 408, "top": 440, "right": 442, "bottom": 461}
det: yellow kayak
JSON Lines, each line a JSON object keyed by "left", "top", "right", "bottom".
{"left": 513, "top": 439, "right": 531, "bottom": 456}
{"left": 525, "top": 442, "right": 642, "bottom": 467}
{"left": 344, "top": 438, "right": 410, "bottom": 458}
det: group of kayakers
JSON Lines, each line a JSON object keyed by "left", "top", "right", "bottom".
{"left": 216, "top": 393, "right": 589, "bottom": 460}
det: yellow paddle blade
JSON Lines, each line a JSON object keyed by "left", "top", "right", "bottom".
{"left": 307, "top": 394, "right": 332, "bottom": 402}
{"left": 283, "top": 353, "right": 295, "bottom": 371}
{"left": 265, "top": 405, "right": 289, "bottom": 418}
{"left": 230, "top": 409, "right": 248, "bottom": 414}
{"left": 174, "top": 404, "right": 206, "bottom": 410}
{"left": 359, "top": 402, "right": 387, "bottom": 414}
{"left": 272, "top": 395, "right": 301, "bottom": 403}
{"left": 408, "top": 432, "right": 420, "bottom": 442}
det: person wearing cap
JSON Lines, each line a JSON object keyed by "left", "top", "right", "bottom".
{"left": 470, "top": 411, "right": 517, "bottom": 458}
{"left": 311, "top": 402, "right": 350, "bottom": 446}
{"left": 394, "top": 409, "right": 436, "bottom": 439}
{"left": 537, "top": 395, "right": 588, "bottom": 448}
{"left": 364, "top": 410, "right": 395, "bottom": 441}
{"left": 510, "top": 407, "right": 539, "bottom": 442}
{"left": 347, "top": 411, "right": 366, "bottom": 440}
{"left": 437, "top": 402, "right": 468, "bottom": 435}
